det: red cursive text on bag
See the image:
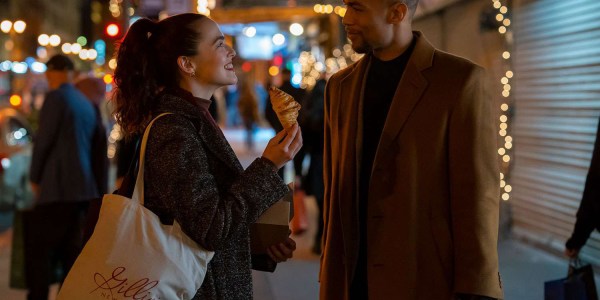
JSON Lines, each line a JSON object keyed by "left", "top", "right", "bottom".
{"left": 90, "top": 267, "right": 160, "bottom": 300}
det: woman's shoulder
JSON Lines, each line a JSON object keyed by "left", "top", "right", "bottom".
{"left": 147, "top": 113, "right": 199, "bottom": 142}
{"left": 154, "top": 91, "right": 205, "bottom": 120}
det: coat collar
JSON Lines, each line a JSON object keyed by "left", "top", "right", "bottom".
{"left": 340, "top": 31, "right": 435, "bottom": 176}
{"left": 154, "top": 92, "right": 242, "bottom": 172}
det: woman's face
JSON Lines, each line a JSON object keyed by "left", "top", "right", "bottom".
{"left": 190, "top": 18, "right": 237, "bottom": 90}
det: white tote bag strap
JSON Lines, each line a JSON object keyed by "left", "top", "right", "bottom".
{"left": 132, "top": 112, "right": 173, "bottom": 205}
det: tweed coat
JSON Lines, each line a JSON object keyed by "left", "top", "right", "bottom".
{"left": 142, "top": 91, "right": 289, "bottom": 299}
{"left": 320, "top": 32, "right": 504, "bottom": 299}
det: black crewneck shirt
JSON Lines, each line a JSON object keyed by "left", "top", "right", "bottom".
{"left": 351, "top": 37, "right": 417, "bottom": 299}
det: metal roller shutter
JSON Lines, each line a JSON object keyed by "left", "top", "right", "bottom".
{"left": 512, "top": 0, "right": 600, "bottom": 264}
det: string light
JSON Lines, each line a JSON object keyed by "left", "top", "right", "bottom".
{"left": 314, "top": 3, "right": 346, "bottom": 17}
{"left": 495, "top": 0, "right": 513, "bottom": 201}
{"left": 109, "top": 0, "right": 122, "bottom": 18}
{"left": 197, "top": 0, "right": 211, "bottom": 16}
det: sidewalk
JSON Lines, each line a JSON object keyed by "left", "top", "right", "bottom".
{"left": 0, "top": 127, "right": 597, "bottom": 300}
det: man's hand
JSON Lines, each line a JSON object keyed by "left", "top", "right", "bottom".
{"left": 266, "top": 237, "right": 296, "bottom": 263}
{"left": 565, "top": 247, "right": 579, "bottom": 258}
{"left": 30, "top": 182, "right": 40, "bottom": 200}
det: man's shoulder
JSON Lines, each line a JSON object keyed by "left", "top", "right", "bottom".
{"left": 43, "top": 89, "right": 69, "bottom": 108}
{"left": 51, "top": 84, "right": 83, "bottom": 102}
{"left": 432, "top": 50, "right": 483, "bottom": 75}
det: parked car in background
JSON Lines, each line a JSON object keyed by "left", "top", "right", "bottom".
{"left": 0, "top": 106, "right": 32, "bottom": 211}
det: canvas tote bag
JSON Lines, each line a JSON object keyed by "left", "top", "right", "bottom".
{"left": 58, "top": 113, "right": 214, "bottom": 300}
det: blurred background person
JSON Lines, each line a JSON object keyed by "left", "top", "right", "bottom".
{"left": 237, "top": 76, "right": 260, "bottom": 152}
{"left": 26, "top": 54, "right": 100, "bottom": 300}
{"left": 75, "top": 77, "right": 109, "bottom": 195}
{"left": 566, "top": 116, "right": 600, "bottom": 258}
{"left": 224, "top": 84, "right": 241, "bottom": 127}
{"left": 300, "top": 73, "right": 326, "bottom": 254}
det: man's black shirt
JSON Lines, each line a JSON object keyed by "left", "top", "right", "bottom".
{"left": 351, "top": 37, "right": 417, "bottom": 299}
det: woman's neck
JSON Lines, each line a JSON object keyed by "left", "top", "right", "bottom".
{"left": 178, "top": 79, "right": 214, "bottom": 100}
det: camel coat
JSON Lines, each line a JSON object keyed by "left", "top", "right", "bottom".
{"left": 320, "top": 32, "right": 503, "bottom": 299}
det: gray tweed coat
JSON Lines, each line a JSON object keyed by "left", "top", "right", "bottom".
{"left": 143, "top": 92, "right": 289, "bottom": 299}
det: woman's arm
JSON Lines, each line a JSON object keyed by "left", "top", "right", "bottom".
{"left": 145, "top": 115, "right": 289, "bottom": 251}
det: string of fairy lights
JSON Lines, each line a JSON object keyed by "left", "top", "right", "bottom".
{"left": 493, "top": 0, "right": 513, "bottom": 202}
{"left": 313, "top": 4, "right": 346, "bottom": 17}
{"left": 299, "top": 4, "right": 358, "bottom": 89}
{"left": 298, "top": 45, "right": 362, "bottom": 89}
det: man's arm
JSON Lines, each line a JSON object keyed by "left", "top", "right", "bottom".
{"left": 449, "top": 66, "right": 503, "bottom": 299}
{"left": 30, "top": 92, "right": 64, "bottom": 185}
{"left": 566, "top": 117, "right": 600, "bottom": 253}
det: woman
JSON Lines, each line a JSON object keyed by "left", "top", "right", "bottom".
{"left": 112, "top": 13, "right": 301, "bottom": 299}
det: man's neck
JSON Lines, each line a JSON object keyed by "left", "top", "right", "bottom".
{"left": 373, "top": 29, "right": 414, "bottom": 61}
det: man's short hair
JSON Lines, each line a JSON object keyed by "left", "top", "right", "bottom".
{"left": 46, "top": 54, "right": 75, "bottom": 71}
{"left": 394, "top": 0, "right": 419, "bottom": 17}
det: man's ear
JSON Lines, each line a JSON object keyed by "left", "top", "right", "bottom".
{"left": 177, "top": 56, "right": 195, "bottom": 76}
{"left": 388, "top": 2, "right": 409, "bottom": 24}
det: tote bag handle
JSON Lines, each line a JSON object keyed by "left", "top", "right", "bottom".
{"left": 132, "top": 112, "right": 173, "bottom": 205}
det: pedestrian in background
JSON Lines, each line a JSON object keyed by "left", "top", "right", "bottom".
{"left": 300, "top": 75, "right": 326, "bottom": 254}
{"left": 320, "top": 0, "right": 503, "bottom": 299}
{"left": 237, "top": 77, "right": 260, "bottom": 152}
{"left": 112, "top": 13, "right": 301, "bottom": 299}
{"left": 566, "top": 117, "right": 600, "bottom": 258}
{"left": 26, "top": 54, "right": 100, "bottom": 300}
{"left": 75, "top": 77, "right": 109, "bottom": 195}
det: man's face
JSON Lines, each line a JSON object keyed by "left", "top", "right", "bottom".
{"left": 342, "top": 0, "right": 393, "bottom": 54}
{"left": 45, "top": 70, "right": 70, "bottom": 90}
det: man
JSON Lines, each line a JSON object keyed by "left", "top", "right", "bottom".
{"left": 26, "top": 55, "right": 100, "bottom": 300}
{"left": 301, "top": 74, "right": 327, "bottom": 254}
{"left": 565, "top": 117, "right": 600, "bottom": 258}
{"left": 320, "top": 0, "right": 503, "bottom": 299}
{"left": 75, "top": 76, "right": 109, "bottom": 195}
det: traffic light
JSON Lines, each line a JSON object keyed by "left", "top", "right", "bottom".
{"left": 105, "top": 23, "right": 120, "bottom": 38}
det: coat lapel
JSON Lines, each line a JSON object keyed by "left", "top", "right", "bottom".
{"left": 337, "top": 54, "right": 371, "bottom": 282}
{"left": 339, "top": 54, "right": 371, "bottom": 196}
{"left": 371, "top": 32, "right": 434, "bottom": 175}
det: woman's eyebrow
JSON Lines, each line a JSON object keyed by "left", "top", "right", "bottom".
{"left": 213, "top": 36, "right": 225, "bottom": 45}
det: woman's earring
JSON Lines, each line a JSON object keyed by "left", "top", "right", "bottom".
{"left": 190, "top": 71, "right": 196, "bottom": 78}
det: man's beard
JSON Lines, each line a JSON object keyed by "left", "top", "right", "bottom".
{"left": 350, "top": 40, "right": 372, "bottom": 54}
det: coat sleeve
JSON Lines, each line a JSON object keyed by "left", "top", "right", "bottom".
{"left": 566, "top": 118, "right": 600, "bottom": 250}
{"left": 144, "top": 115, "right": 289, "bottom": 251}
{"left": 30, "top": 91, "right": 64, "bottom": 184}
{"left": 448, "top": 66, "right": 503, "bottom": 299}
